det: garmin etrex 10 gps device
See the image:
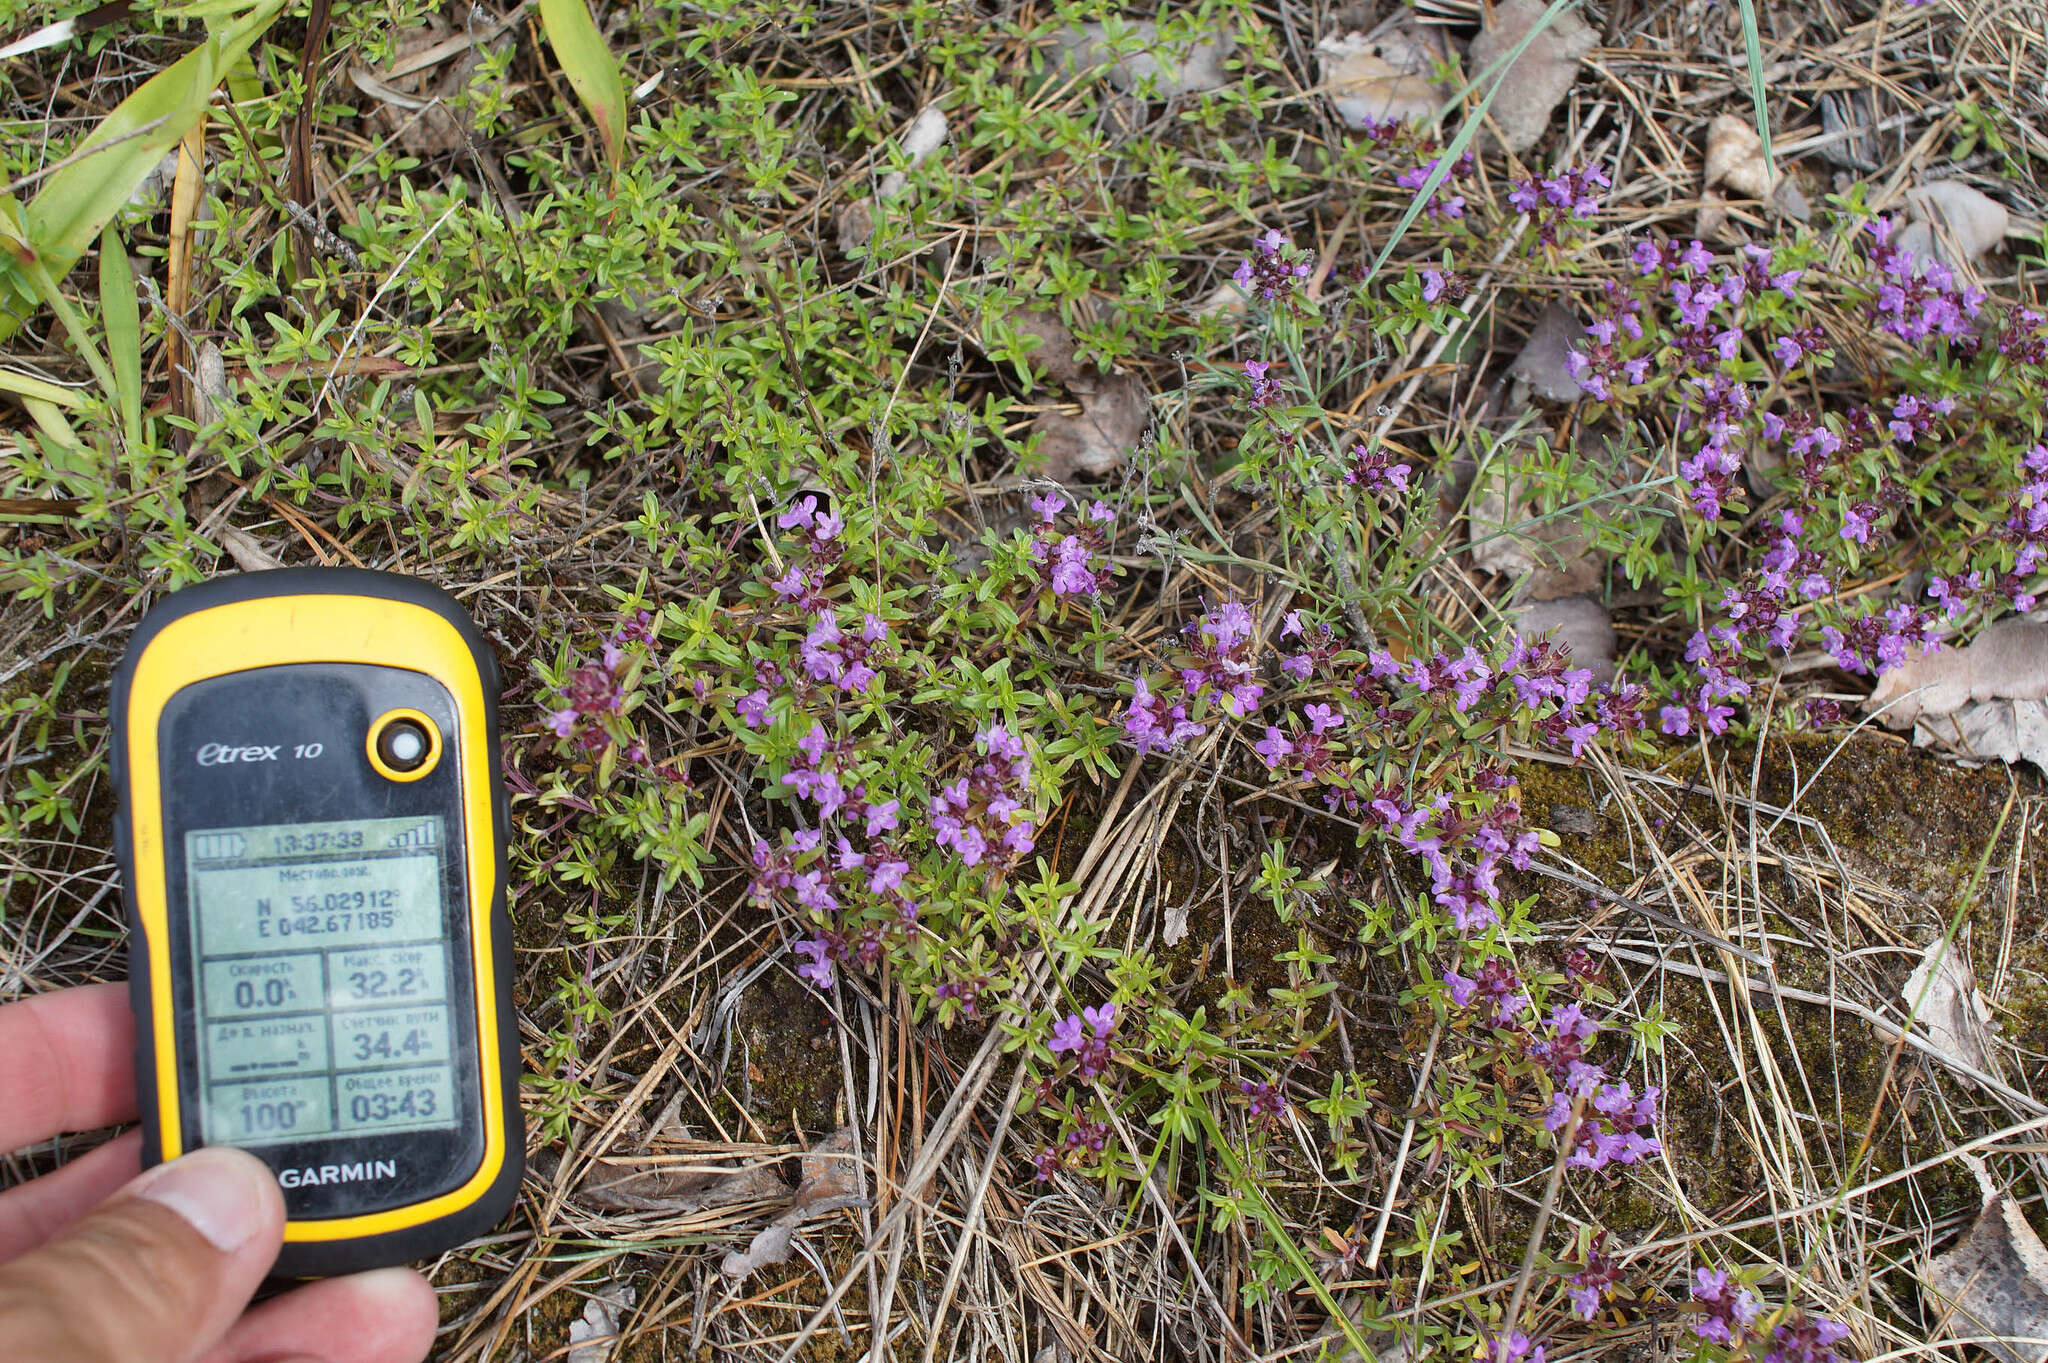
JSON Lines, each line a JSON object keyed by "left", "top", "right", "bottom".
{"left": 110, "top": 568, "right": 521, "bottom": 1277}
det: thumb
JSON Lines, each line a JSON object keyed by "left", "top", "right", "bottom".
{"left": 0, "top": 1145, "right": 285, "bottom": 1363}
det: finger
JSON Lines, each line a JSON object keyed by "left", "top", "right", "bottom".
{"left": 0, "top": 983, "right": 137, "bottom": 1151}
{"left": 0, "top": 1145, "right": 284, "bottom": 1363}
{"left": 200, "top": 1268, "right": 438, "bottom": 1363}
{"left": 0, "top": 1129, "right": 143, "bottom": 1262}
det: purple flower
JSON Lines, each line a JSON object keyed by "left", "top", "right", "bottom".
{"left": 1082, "top": 1002, "right": 1116, "bottom": 1037}
{"left": 1443, "top": 969, "right": 1478, "bottom": 1007}
{"left": 793, "top": 937, "right": 835, "bottom": 988}
{"left": 1048, "top": 1013, "right": 1085, "bottom": 1054}
{"left": 1485, "top": 1330, "right": 1545, "bottom": 1363}
{"left": 547, "top": 708, "right": 578, "bottom": 737}
{"left": 1254, "top": 726, "right": 1295, "bottom": 769}
{"left": 1244, "top": 359, "right": 1284, "bottom": 407}
{"left": 778, "top": 495, "right": 819, "bottom": 531}
{"left": 1692, "top": 1268, "right": 1762, "bottom": 1346}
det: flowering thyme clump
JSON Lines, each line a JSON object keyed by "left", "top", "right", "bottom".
{"left": 1395, "top": 150, "right": 1476, "bottom": 220}
{"left": 1047, "top": 1001, "right": 1118, "bottom": 1077}
{"left": 1509, "top": 162, "right": 1609, "bottom": 245}
{"left": 1443, "top": 961, "right": 1660, "bottom": 1172}
{"left": 1691, "top": 1268, "right": 1762, "bottom": 1345}
{"left": 1025, "top": 491, "right": 1117, "bottom": 597}
{"left": 931, "top": 724, "right": 1038, "bottom": 867}
{"left": 1179, "top": 599, "right": 1266, "bottom": 716}
{"left": 1232, "top": 228, "right": 1313, "bottom": 305}
{"left": 1242, "top": 359, "right": 1285, "bottom": 407}
{"left": 1761, "top": 1312, "right": 1852, "bottom": 1363}
{"left": 1342, "top": 441, "right": 1412, "bottom": 496}
{"left": 1563, "top": 1232, "right": 1622, "bottom": 1319}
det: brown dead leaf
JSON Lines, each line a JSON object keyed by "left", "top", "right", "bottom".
{"left": 1897, "top": 180, "right": 2010, "bottom": 269}
{"left": 565, "top": 1283, "right": 635, "bottom": 1363}
{"left": 721, "top": 1127, "right": 868, "bottom": 1280}
{"left": 1696, "top": 187, "right": 1734, "bottom": 242}
{"left": 1057, "top": 20, "right": 1235, "bottom": 99}
{"left": 1902, "top": 939, "right": 1995, "bottom": 1072}
{"left": 1465, "top": 0, "right": 1596, "bottom": 155}
{"left": 538, "top": 1144, "right": 792, "bottom": 1213}
{"left": 1513, "top": 596, "right": 1615, "bottom": 684}
{"left": 1507, "top": 304, "right": 1585, "bottom": 404}
{"left": 1704, "top": 115, "right": 1779, "bottom": 199}
{"left": 355, "top": 14, "right": 512, "bottom": 159}
{"left": 1318, "top": 21, "right": 1446, "bottom": 129}
{"left": 1925, "top": 1189, "right": 2048, "bottom": 1363}
{"left": 1032, "top": 372, "right": 1149, "bottom": 481}
{"left": 1009, "top": 310, "right": 1088, "bottom": 387}
{"left": 1865, "top": 621, "right": 2048, "bottom": 775}
{"left": 217, "top": 525, "right": 281, "bottom": 574}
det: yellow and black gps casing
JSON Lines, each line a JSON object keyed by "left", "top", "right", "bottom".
{"left": 109, "top": 568, "right": 521, "bottom": 1277}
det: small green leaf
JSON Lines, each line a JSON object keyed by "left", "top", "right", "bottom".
{"left": 538, "top": 0, "right": 629, "bottom": 175}
{"left": 99, "top": 228, "right": 141, "bottom": 445}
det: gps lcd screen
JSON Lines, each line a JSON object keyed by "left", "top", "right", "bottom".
{"left": 183, "top": 816, "right": 460, "bottom": 1146}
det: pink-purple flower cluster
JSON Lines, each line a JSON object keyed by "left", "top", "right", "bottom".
{"left": 1445, "top": 964, "right": 1661, "bottom": 1172}
{"left": 1483, "top": 1329, "right": 1545, "bottom": 1363}
{"left": 930, "top": 724, "right": 1037, "bottom": 867}
{"left": 768, "top": 495, "right": 845, "bottom": 610}
{"left": 1029, "top": 1117, "right": 1109, "bottom": 1182}
{"left": 1179, "top": 599, "right": 1267, "bottom": 716}
{"left": 1124, "top": 675, "right": 1207, "bottom": 755}
{"left": 799, "top": 609, "right": 891, "bottom": 695}
{"left": 1420, "top": 267, "right": 1470, "bottom": 305}
{"left": 547, "top": 608, "right": 655, "bottom": 744}
{"left": 1242, "top": 359, "right": 1284, "bottom": 407}
{"left": 1861, "top": 215, "right": 1986, "bottom": 346}
{"left": 1564, "top": 1233, "right": 1621, "bottom": 1320}
{"left": 1395, "top": 151, "right": 1475, "bottom": 221}
{"left": 1691, "top": 1268, "right": 1762, "bottom": 1345}
{"left": 1240, "top": 1078, "right": 1288, "bottom": 1123}
{"left": 1026, "top": 491, "right": 1116, "bottom": 597}
{"left": 1342, "top": 441, "right": 1412, "bottom": 495}
{"left": 1442, "top": 958, "right": 1529, "bottom": 1025}
{"left": 1508, "top": 162, "right": 1608, "bottom": 245}
{"left": 1762, "top": 1313, "right": 1853, "bottom": 1363}
{"left": 1047, "top": 1001, "right": 1117, "bottom": 1077}
{"left": 1538, "top": 1014, "right": 1661, "bottom": 1172}
{"left": 1231, "top": 228, "right": 1313, "bottom": 304}
{"left": 1692, "top": 1268, "right": 1850, "bottom": 1360}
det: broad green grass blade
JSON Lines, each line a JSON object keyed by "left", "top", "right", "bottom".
{"left": 539, "top": 0, "right": 629, "bottom": 175}
{"left": 1735, "top": 0, "right": 1776, "bottom": 182}
{"left": 1362, "top": 0, "right": 1585, "bottom": 287}
{"left": 2, "top": 0, "right": 286, "bottom": 341}
{"left": 99, "top": 227, "right": 142, "bottom": 445}
{"left": 22, "top": 398, "right": 85, "bottom": 453}
{"left": 0, "top": 370, "right": 84, "bottom": 406}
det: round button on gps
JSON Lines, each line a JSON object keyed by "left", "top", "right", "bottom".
{"left": 367, "top": 709, "right": 443, "bottom": 781}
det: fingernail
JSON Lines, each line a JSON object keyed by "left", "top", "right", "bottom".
{"left": 132, "top": 1147, "right": 276, "bottom": 1252}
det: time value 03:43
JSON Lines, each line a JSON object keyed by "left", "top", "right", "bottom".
{"left": 240, "top": 1087, "right": 441, "bottom": 1135}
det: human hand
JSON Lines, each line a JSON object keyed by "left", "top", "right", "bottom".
{"left": 0, "top": 983, "right": 441, "bottom": 1363}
